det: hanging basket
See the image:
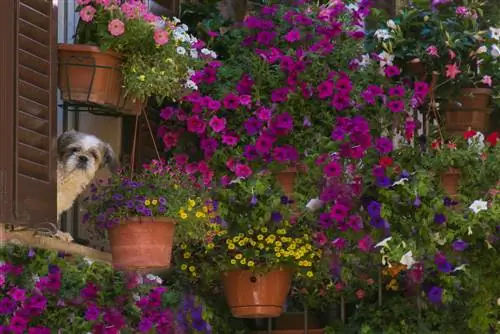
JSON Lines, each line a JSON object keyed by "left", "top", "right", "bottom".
{"left": 223, "top": 268, "right": 292, "bottom": 318}
{"left": 440, "top": 168, "right": 461, "bottom": 197}
{"left": 107, "top": 216, "right": 176, "bottom": 272}
{"left": 58, "top": 44, "right": 137, "bottom": 115}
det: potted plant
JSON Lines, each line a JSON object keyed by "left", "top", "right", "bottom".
{"left": 59, "top": 0, "right": 215, "bottom": 114}
{"left": 82, "top": 159, "right": 210, "bottom": 271}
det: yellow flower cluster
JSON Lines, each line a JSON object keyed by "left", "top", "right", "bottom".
{"left": 144, "top": 199, "right": 159, "bottom": 206}
{"left": 219, "top": 226, "right": 320, "bottom": 277}
{"left": 177, "top": 198, "right": 208, "bottom": 220}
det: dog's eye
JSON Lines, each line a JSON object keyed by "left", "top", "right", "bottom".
{"left": 91, "top": 152, "right": 98, "bottom": 160}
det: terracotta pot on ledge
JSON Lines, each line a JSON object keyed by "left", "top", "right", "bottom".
{"left": 444, "top": 88, "right": 493, "bottom": 135}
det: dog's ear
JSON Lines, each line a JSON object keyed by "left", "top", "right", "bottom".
{"left": 102, "top": 143, "right": 119, "bottom": 172}
{"left": 57, "top": 130, "right": 78, "bottom": 159}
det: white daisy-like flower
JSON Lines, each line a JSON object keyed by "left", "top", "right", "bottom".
{"left": 374, "top": 29, "right": 391, "bottom": 41}
{"left": 190, "top": 49, "right": 198, "bottom": 59}
{"left": 375, "top": 237, "right": 392, "bottom": 249}
{"left": 392, "top": 178, "right": 408, "bottom": 186}
{"left": 469, "top": 199, "right": 488, "bottom": 214}
{"left": 185, "top": 80, "right": 198, "bottom": 90}
{"left": 176, "top": 46, "right": 186, "bottom": 55}
{"left": 490, "top": 27, "right": 500, "bottom": 40}
{"left": 400, "top": 251, "right": 416, "bottom": 269}
{"left": 305, "top": 198, "right": 324, "bottom": 211}
{"left": 491, "top": 44, "right": 500, "bottom": 58}
{"left": 386, "top": 20, "right": 397, "bottom": 29}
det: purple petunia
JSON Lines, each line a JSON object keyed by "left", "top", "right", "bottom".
{"left": 434, "top": 213, "right": 447, "bottom": 225}
{"left": 428, "top": 286, "right": 443, "bottom": 304}
{"left": 452, "top": 239, "right": 468, "bottom": 252}
{"left": 434, "top": 252, "right": 453, "bottom": 273}
{"left": 367, "top": 201, "right": 381, "bottom": 218}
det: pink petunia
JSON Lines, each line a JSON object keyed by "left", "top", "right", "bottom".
{"left": 153, "top": 29, "right": 169, "bottom": 45}
{"left": 482, "top": 75, "right": 492, "bottom": 87}
{"left": 426, "top": 45, "right": 439, "bottom": 57}
{"left": 387, "top": 100, "right": 404, "bottom": 113}
{"left": 108, "top": 19, "right": 125, "bottom": 37}
{"left": 445, "top": 63, "right": 461, "bottom": 79}
{"left": 384, "top": 65, "right": 401, "bottom": 78}
{"left": 80, "top": 5, "right": 96, "bottom": 23}
{"left": 358, "top": 235, "right": 373, "bottom": 253}
{"left": 284, "top": 29, "right": 301, "bottom": 42}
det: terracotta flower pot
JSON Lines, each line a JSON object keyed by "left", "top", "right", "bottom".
{"left": 108, "top": 216, "right": 176, "bottom": 271}
{"left": 223, "top": 268, "right": 292, "bottom": 318}
{"left": 274, "top": 165, "right": 306, "bottom": 197}
{"left": 444, "top": 108, "right": 492, "bottom": 135}
{"left": 440, "top": 168, "right": 461, "bottom": 197}
{"left": 58, "top": 44, "right": 136, "bottom": 114}
{"left": 406, "top": 59, "right": 426, "bottom": 77}
{"left": 452, "top": 88, "right": 493, "bottom": 109}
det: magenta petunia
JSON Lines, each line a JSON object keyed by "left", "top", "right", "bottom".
{"left": 388, "top": 85, "right": 405, "bottom": 97}
{"left": 234, "top": 164, "right": 253, "bottom": 178}
{"left": 323, "top": 161, "right": 341, "bottom": 177}
{"left": 384, "top": 65, "right": 401, "bottom": 78}
{"left": 317, "top": 80, "right": 334, "bottom": 99}
{"left": 271, "top": 87, "right": 290, "bottom": 103}
{"left": 358, "top": 235, "right": 374, "bottom": 253}
{"left": 209, "top": 116, "right": 227, "bottom": 133}
{"left": 186, "top": 116, "right": 207, "bottom": 134}
{"left": 222, "top": 133, "right": 239, "bottom": 147}
{"left": 255, "top": 134, "right": 275, "bottom": 154}
{"left": 387, "top": 100, "right": 404, "bottom": 113}
{"left": 222, "top": 92, "right": 240, "bottom": 110}
{"left": 255, "top": 106, "right": 272, "bottom": 121}
{"left": 330, "top": 202, "right": 349, "bottom": 221}
{"left": 375, "top": 137, "right": 393, "bottom": 154}
{"left": 284, "top": 28, "right": 301, "bottom": 42}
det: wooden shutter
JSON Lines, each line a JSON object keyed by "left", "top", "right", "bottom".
{"left": 0, "top": 0, "right": 57, "bottom": 226}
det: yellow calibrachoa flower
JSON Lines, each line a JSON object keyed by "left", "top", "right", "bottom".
{"left": 173, "top": 184, "right": 179, "bottom": 189}
{"left": 307, "top": 271, "right": 314, "bottom": 278}
{"left": 202, "top": 206, "right": 208, "bottom": 213}
{"left": 188, "top": 199, "right": 196, "bottom": 208}
{"left": 257, "top": 235, "right": 264, "bottom": 241}
{"left": 180, "top": 264, "right": 187, "bottom": 270}
{"left": 240, "top": 258, "right": 247, "bottom": 265}
{"left": 230, "top": 259, "right": 237, "bottom": 265}
{"left": 228, "top": 243, "right": 235, "bottom": 250}
{"left": 183, "top": 252, "right": 191, "bottom": 259}
{"left": 195, "top": 211, "right": 205, "bottom": 218}
{"left": 260, "top": 227, "right": 268, "bottom": 233}
{"left": 207, "top": 243, "right": 214, "bottom": 250}
{"left": 189, "top": 266, "right": 195, "bottom": 272}
{"left": 145, "top": 200, "right": 151, "bottom": 206}
{"left": 235, "top": 254, "right": 243, "bottom": 260}
{"left": 247, "top": 261, "right": 255, "bottom": 267}
{"left": 151, "top": 199, "right": 158, "bottom": 206}
{"left": 179, "top": 211, "right": 188, "bottom": 220}
{"left": 138, "top": 75, "right": 146, "bottom": 81}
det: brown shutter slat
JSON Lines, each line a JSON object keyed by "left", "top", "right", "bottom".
{"left": 0, "top": 0, "right": 57, "bottom": 226}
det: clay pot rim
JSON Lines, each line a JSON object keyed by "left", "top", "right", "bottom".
{"left": 57, "top": 43, "right": 122, "bottom": 59}
{"left": 461, "top": 87, "right": 493, "bottom": 95}
{"left": 443, "top": 168, "right": 461, "bottom": 175}
{"left": 114, "top": 216, "right": 177, "bottom": 226}
{"left": 223, "top": 266, "right": 293, "bottom": 277}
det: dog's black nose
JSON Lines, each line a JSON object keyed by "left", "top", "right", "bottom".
{"left": 78, "top": 156, "right": 88, "bottom": 164}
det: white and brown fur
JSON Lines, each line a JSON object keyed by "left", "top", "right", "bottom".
{"left": 57, "top": 130, "right": 118, "bottom": 218}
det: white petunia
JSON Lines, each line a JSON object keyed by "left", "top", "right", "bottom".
{"left": 201, "top": 48, "right": 211, "bottom": 55}
{"left": 400, "top": 251, "right": 416, "bottom": 269}
{"left": 491, "top": 44, "right": 500, "bottom": 58}
{"left": 146, "top": 274, "right": 163, "bottom": 284}
{"left": 432, "top": 232, "right": 447, "bottom": 245}
{"left": 386, "top": 19, "right": 397, "bottom": 29}
{"left": 490, "top": 27, "right": 500, "bottom": 40}
{"left": 469, "top": 199, "right": 488, "bottom": 214}
{"left": 374, "top": 29, "right": 391, "bottom": 41}
{"left": 467, "top": 131, "right": 485, "bottom": 150}
{"left": 185, "top": 80, "right": 198, "bottom": 90}
{"left": 180, "top": 24, "right": 189, "bottom": 32}
{"left": 379, "top": 51, "right": 394, "bottom": 67}
{"left": 305, "top": 198, "right": 324, "bottom": 211}
{"left": 132, "top": 293, "right": 141, "bottom": 301}
{"left": 209, "top": 51, "right": 218, "bottom": 59}
{"left": 360, "top": 53, "right": 371, "bottom": 68}
{"left": 453, "top": 264, "right": 468, "bottom": 272}
{"left": 32, "top": 274, "right": 40, "bottom": 283}
{"left": 375, "top": 237, "right": 392, "bottom": 249}
{"left": 176, "top": 46, "right": 186, "bottom": 55}
{"left": 172, "top": 17, "right": 181, "bottom": 25}
{"left": 392, "top": 178, "right": 408, "bottom": 186}
{"left": 190, "top": 49, "right": 198, "bottom": 59}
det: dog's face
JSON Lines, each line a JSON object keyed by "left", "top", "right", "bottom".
{"left": 57, "top": 130, "right": 118, "bottom": 178}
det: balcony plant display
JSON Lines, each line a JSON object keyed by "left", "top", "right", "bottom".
{"left": 59, "top": 0, "right": 216, "bottom": 114}
{"left": 0, "top": 244, "right": 214, "bottom": 333}
{"left": 175, "top": 173, "right": 323, "bottom": 318}
{"left": 82, "top": 159, "right": 211, "bottom": 271}
{"left": 156, "top": 0, "right": 427, "bottom": 196}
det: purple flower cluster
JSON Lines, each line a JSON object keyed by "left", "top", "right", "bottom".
{"left": 176, "top": 295, "right": 212, "bottom": 333}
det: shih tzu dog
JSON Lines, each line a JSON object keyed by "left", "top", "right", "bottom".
{"left": 57, "top": 130, "right": 118, "bottom": 218}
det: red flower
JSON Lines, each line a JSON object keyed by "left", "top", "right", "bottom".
{"left": 486, "top": 132, "right": 499, "bottom": 146}
{"left": 431, "top": 140, "right": 441, "bottom": 149}
{"left": 379, "top": 156, "right": 393, "bottom": 168}
{"left": 356, "top": 289, "right": 365, "bottom": 300}
{"left": 463, "top": 130, "right": 476, "bottom": 140}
